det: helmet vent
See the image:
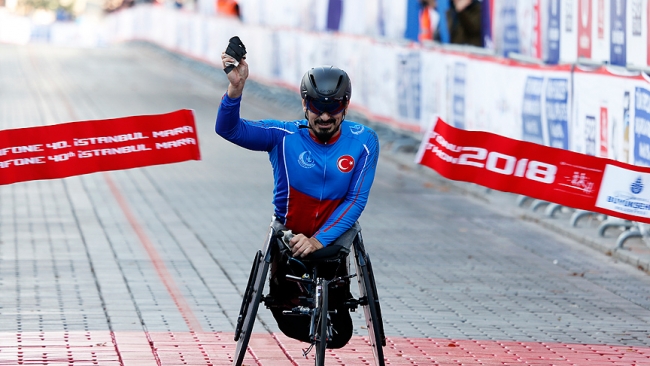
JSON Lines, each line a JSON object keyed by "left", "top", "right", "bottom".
{"left": 335, "top": 76, "right": 343, "bottom": 91}
{"left": 310, "top": 74, "right": 318, "bottom": 89}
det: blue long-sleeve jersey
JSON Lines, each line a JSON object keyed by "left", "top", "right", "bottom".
{"left": 215, "top": 93, "right": 379, "bottom": 246}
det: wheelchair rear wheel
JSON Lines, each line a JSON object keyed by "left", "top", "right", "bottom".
{"left": 235, "top": 250, "right": 261, "bottom": 341}
{"left": 234, "top": 248, "right": 270, "bottom": 366}
{"left": 354, "top": 234, "right": 386, "bottom": 366}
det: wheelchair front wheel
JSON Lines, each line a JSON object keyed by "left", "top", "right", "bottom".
{"left": 314, "top": 281, "right": 329, "bottom": 366}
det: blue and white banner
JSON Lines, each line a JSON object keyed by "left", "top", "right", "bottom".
{"left": 545, "top": 0, "right": 561, "bottom": 64}
{"left": 572, "top": 66, "right": 649, "bottom": 164}
{"left": 499, "top": 0, "right": 521, "bottom": 56}
{"left": 482, "top": 0, "right": 493, "bottom": 49}
{"left": 522, "top": 76, "right": 545, "bottom": 144}
{"left": 452, "top": 62, "right": 467, "bottom": 129}
{"left": 626, "top": 0, "right": 648, "bottom": 67}
{"left": 591, "top": 0, "right": 611, "bottom": 64}
{"left": 397, "top": 51, "right": 422, "bottom": 122}
{"left": 420, "top": 48, "right": 450, "bottom": 131}
{"left": 545, "top": 77, "right": 570, "bottom": 149}
{"left": 634, "top": 86, "right": 650, "bottom": 166}
{"left": 559, "top": 0, "right": 578, "bottom": 63}
{"left": 610, "top": 0, "right": 627, "bottom": 66}
{"left": 327, "top": 0, "right": 343, "bottom": 31}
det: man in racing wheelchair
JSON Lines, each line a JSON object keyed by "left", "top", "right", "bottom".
{"left": 215, "top": 36, "right": 381, "bottom": 359}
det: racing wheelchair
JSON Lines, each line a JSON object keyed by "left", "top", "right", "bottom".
{"left": 233, "top": 219, "right": 386, "bottom": 366}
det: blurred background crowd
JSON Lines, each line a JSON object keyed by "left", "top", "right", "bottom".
{"left": 5, "top": 0, "right": 645, "bottom": 71}
{"left": 0, "top": 0, "right": 485, "bottom": 49}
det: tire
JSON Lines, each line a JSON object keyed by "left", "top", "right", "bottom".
{"left": 234, "top": 250, "right": 269, "bottom": 366}
{"left": 314, "top": 281, "right": 328, "bottom": 366}
{"left": 364, "top": 254, "right": 386, "bottom": 347}
{"left": 354, "top": 236, "right": 385, "bottom": 366}
{"left": 234, "top": 250, "right": 262, "bottom": 341}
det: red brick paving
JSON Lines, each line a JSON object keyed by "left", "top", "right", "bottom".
{"left": 1, "top": 331, "right": 649, "bottom": 365}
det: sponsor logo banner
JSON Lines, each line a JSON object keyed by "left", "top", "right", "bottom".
{"left": 416, "top": 118, "right": 650, "bottom": 224}
{"left": 522, "top": 76, "right": 544, "bottom": 144}
{"left": 634, "top": 86, "right": 650, "bottom": 166}
{"left": 0, "top": 109, "right": 200, "bottom": 185}
{"left": 596, "top": 164, "right": 650, "bottom": 219}
{"left": 452, "top": 62, "right": 466, "bottom": 129}
{"left": 546, "top": 0, "right": 561, "bottom": 64}
{"left": 610, "top": 0, "right": 627, "bottom": 66}
{"left": 546, "top": 77, "right": 570, "bottom": 149}
{"left": 500, "top": 0, "right": 520, "bottom": 57}
{"left": 577, "top": 0, "right": 592, "bottom": 58}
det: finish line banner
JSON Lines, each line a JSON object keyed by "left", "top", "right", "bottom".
{"left": 416, "top": 119, "right": 650, "bottom": 224}
{"left": 0, "top": 109, "right": 200, "bottom": 185}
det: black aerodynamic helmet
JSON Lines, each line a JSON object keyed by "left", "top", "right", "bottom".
{"left": 300, "top": 66, "right": 352, "bottom": 103}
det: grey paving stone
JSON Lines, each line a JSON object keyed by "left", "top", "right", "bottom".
{"left": 0, "top": 42, "right": 649, "bottom": 351}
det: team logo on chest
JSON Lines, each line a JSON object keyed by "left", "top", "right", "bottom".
{"left": 350, "top": 124, "right": 364, "bottom": 135}
{"left": 298, "top": 151, "right": 315, "bottom": 168}
{"left": 337, "top": 155, "right": 355, "bottom": 173}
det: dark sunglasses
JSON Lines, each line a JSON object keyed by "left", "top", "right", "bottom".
{"left": 307, "top": 99, "right": 346, "bottom": 116}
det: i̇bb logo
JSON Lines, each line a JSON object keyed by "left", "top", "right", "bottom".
{"left": 337, "top": 155, "right": 355, "bottom": 173}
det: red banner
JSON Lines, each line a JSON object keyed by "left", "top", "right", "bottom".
{"left": 0, "top": 109, "right": 200, "bottom": 185}
{"left": 416, "top": 119, "right": 650, "bottom": 224}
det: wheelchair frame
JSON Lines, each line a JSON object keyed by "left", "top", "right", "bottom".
{"left": 233, "top": 223, "right": 386, "bottom": 366}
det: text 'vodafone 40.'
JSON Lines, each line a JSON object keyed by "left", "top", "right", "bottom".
{"left": 417, "top": 118, "right": 650, "bottom": 225}
{"left": 0, "top": 109, "right": 200, "bottom": 185}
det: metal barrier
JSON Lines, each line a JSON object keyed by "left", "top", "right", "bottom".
{"left": 515, "top": 195, "right": 650, "bottom": 252}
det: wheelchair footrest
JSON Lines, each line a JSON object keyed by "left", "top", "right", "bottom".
{"left": 261, "top": 295, "right": 293, "bottom": 309}
{"left": 282, "top": 306, "right": 311, "bottom": 316}
{"left": 342, "top": 297, "right": 364, "bottom": 310}
{"left": 285, "top": 274, "right": 313, "bottom": 284}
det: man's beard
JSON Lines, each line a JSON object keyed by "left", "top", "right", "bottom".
{"left": 312, "top": 117, "right": 340, "bottom": 143}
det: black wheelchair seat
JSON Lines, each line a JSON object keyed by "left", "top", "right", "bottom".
{"left": 303, "top": 243, "right": 350, "bottom": 261}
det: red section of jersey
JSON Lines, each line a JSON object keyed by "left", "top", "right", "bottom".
{"left": 0, "top": 110, "right": 200, "bottom": 185}
{"left": 285, "top": 186, "right": 342, "bottom": 237}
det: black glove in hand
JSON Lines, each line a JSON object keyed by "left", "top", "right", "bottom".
{"left": 224, "top": 36, "right": 247, "bottom": 74}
